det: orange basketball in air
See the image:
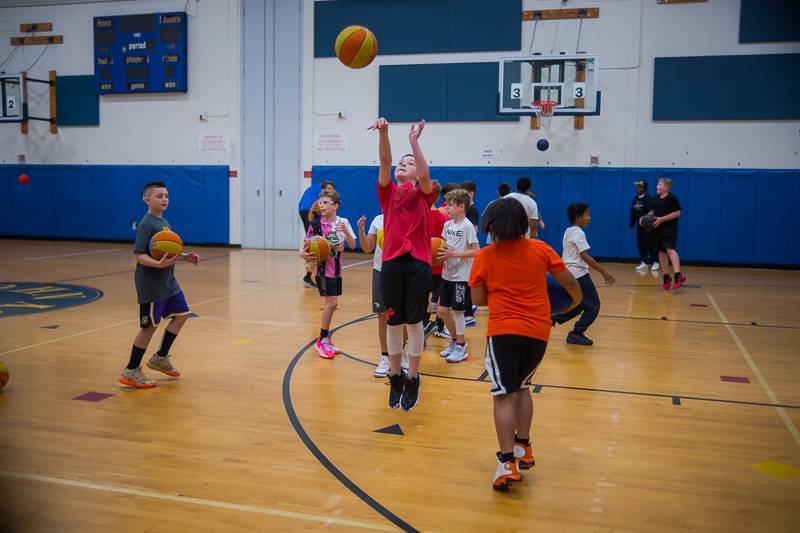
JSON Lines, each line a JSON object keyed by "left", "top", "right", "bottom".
{"left": 305, "top": 236, "right": 331, "bottom": 262}
{"left": 335, "top": 26, "right": 378, "bottom": 69}
{"left": 149, "top": 229, "right": 183, "bottom": 260}
{"left": 431, "top": 237, "right": 447, "bottom": 266}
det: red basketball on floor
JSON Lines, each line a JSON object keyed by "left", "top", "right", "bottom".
{"left": 18, "top": 174, "right": 29, "bottom": 184}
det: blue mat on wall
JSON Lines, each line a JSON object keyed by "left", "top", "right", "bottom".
{"left": 0, "top": 165, "right": 230, "bottom": 244}
{"left": 312, "top": 165, "right": 800, "bottom": 266}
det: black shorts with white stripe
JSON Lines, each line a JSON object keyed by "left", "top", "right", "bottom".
{"left": 484, "top": 335, "right": 547, "bottom": 396}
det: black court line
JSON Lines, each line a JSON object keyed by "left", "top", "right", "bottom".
{"left": 53, "top": 254, "right": 231, "bottom": 284}
{"left": 283, "top": 314, "right": 420, "bottom": 533}
{"left": 603, "top": 314, "right": 800, "bottom": 331}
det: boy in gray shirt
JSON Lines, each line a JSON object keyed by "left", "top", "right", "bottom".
{"left": 119, "top": 181, "right": 199, "bottom": 389}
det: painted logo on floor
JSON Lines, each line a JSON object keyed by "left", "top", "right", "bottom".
{"left": 0, "top": 282, "right": 103, "bottom": 318}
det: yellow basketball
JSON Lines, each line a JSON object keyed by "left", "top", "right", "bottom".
{"left": 304, "top": 236, "right": 331, "bottom": 262}
{"left": 335, "top": 25, "right": 378, "bottom": 69}
{"left": 377, "top": 228, "right": 384, "bottom": 249}
{"left": 0, "top": 362, "right": 9, "bottom": 390}
{"left": 149, "top": 229, "right": 183, "bottom": 260}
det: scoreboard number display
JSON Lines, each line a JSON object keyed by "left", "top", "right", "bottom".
{"left": 94, "top": 12, "right": 187, "bottom": 94}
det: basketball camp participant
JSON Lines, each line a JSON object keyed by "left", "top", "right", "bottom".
{"left": 469, "top": 197, "right": 581, "bottom": 490}
{"left": 119, "top": 181, "right": 200, "bottom": 389}
{"left": 436, "top": 189, "right": 479, "bottom": 363}
{"left": 369, "top": 117, "right": 437, "bottom": 412}
{"left": 300, "top": 189, "right": 356, "bottom": 359}
{"left": 551, "top": 203, "right": 615, "bottom": 346}
{"left": 459, "top": 180, "right": 480, "bottom": 326}
{"left": 298, "top": 181, "right": 336, "bottom": 288}
{"left": 650, "top": 177, "right": 685, "bottom": 289}
{"left": 629, "top": 180, "right": 658, "bottom": 271}
{"left": 425, "top": 181, "right": 450, "bottom": 338}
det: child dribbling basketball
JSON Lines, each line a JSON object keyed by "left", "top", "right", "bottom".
{"left": 119, "top": 180, "right": 200, "bottom": 389}
{"left": 470, "top": 198, "right": 581, "bottom": 490}
{"left": 300, "top": 189, "right": 356, "bottom": 359}
{"left": 369, "top": 117, "right": 437, "bottom": 412}
{"left": 436, "top": 189, "right": 479, "bottom": 363}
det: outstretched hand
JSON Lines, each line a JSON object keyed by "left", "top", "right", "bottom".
{"left": 184, "top": 252, "right": 200, "bottom": 265}
{"left": 408, "top": 120, "right": 425, "bottom": 142}
{"left": 367, "top": 117, "right": 389, "bottom": 132}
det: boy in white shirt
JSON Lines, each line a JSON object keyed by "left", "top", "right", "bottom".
{"left": 552, "top": 202, "right": 615, "bottom": 346}
{"left": 436, "top": 189, "right": 480, "bottom": 363}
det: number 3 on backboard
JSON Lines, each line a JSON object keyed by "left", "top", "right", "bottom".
{"left": 573, "top": 82, "right": 586, "bottom": 99}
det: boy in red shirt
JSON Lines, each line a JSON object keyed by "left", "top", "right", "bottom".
{"left": 470, "top": 198, "right": 581, "bottom": 490}
{"left": 369, "top": 117, "right": 437, "bottom": 411}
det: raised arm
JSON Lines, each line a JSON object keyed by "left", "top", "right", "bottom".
{"left": 409, "top": 120, "right": 431, "bottom": 194}
{"left": 368, "top": 118, "right": 392, "bottom": 187}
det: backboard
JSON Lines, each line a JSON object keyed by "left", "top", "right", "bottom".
{"left": 498, "top": 55, "right": 600, "bottom": 116}
{"left": 1, "top": 74, "right": 24, "bottom": 123}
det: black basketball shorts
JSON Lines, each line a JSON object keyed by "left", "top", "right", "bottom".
{"left": 438, "top": 280, "right": 468, "bottom": 311}
{"left": 485, "top": 334, "right": 547, "bottom": 396}
{"left": 380, "top": 253, "right": 432, "bottom": 326}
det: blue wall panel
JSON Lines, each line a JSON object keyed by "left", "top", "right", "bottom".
{"left": 792, "top": 171, "right": 800, "bottom": 266}
{"left": 0, "top": 165, "right": 230, "bottom": 244}
{"left": 740, "top": 0, "right": 800, "bottom": 43}
{"left": 755, "top": 170, "right": 794, "bottom": 265}
{"left": 720, "top": 170, "right": 758, "bottom": 264}
{"left": 590, "top": 168, "right": 625, "bottom": 258}
{"left": 686, "top": 170, "right": 723, "bottom": 262}
{"left": 529, "top": 167, "right": 561, "bottom": 247}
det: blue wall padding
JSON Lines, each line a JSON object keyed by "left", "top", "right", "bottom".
{"left": 0, "top": 165, "right": 230, "bottom": 244}
{"left": 314, "top": 0, "right": 521, "bottom": 57}
{"left": 653, "top": 54, "right": 800, "bottom": 120}
{"left": 313, "top": 165, "right": 800, "bottom": 266}
{"left": 740, "top": 0, "right": 800, "bottom": 43}
{"left": 379, "top": 62, "right": 517, "bottom": 123}
{"left": 56, "top": 75, "right": 99, "bottom": 126}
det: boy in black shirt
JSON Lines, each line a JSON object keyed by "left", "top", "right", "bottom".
{"left": 650, "top": 178, "right": 685, "bottom": 289}
{"left": 629, "top": 181, "right": 657, "bottom": 271}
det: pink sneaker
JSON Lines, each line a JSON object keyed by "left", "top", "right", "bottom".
{"left": 328, "top": 338, "right": 341, "bottom": 354}
{"left": 316, "top": 338, "right": 335, "bottom": 359}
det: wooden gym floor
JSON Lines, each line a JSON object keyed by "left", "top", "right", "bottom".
{"left": 0, "top": 239, "right": 798, "bottom": 532}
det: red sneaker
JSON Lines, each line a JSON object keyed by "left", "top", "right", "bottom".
{"left": 673, "top": 273, "right": 686, "bottom": 289}
{"left": 662, "top": 274, "right": 672, "bottom": 290}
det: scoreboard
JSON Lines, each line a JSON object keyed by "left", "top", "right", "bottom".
{"left": 93, "top": 12, "right": 187, "bottom": 94}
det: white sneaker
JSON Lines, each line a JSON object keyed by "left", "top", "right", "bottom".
{"left": 440, "top": 342, "right": 456, "bottom": 357}
{"left": 651, "top": 263, "right": 661, "bottom": 271}
{"left": 433, "top": 325, "right": 451, "bottom": 339}
{"left": 635, "top": 262, "right": 648, "bottom": 271}
{"left": 445, "top": 343, "right": 469, "bottom": 363}
{"left": 401, "top": 351, "right": 410, "bottom": 371}
{"left": 374, "top": 355, "right": 390, "bottom": 377}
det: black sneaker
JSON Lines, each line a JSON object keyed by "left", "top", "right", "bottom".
{"left": 566, "top": 331, "right": 593, "bottom": 346}
{"left": 388, "top": 372, "right": 405, "bottom": 410}
{"left": 423, "top": 320, "right": 437, "bottom": 338}
{"left": 302, "top": 273, "right": 316, "bottom": 288}
{"left": 400, "top": 374, "right": 421, "bottom": 412}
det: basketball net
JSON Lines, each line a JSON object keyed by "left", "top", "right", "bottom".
{"left": 532, "top": 100, "right": 558, "bottom": 132}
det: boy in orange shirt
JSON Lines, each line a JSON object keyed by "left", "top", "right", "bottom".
{"left": 469, "top": 198, "right": 581, "bottom": 491}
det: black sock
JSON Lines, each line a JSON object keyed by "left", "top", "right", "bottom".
{"left": 320, "top": 328, "right": 329, "bottom": 339}
{"left": 436, "top": 317, "right": 444, "bottom": 329}
{"left": 156, "top": 330, "right": 178, "bottom": 357}
{"left": 127, "top": 345, "right": 146, "bottom": 370}
{"left": 457, "top": 341, "right": 465, "bottom": 346}
{"left": 675, "top": 271, "right": 681, "bottom": 278}
{"left": 514, "top": 436, "right": 530, "bottom": 446}
{"left": 498, "top": 451, "right": 515, "bottom": 463}
{"left": 381, "top": 351, "right": 388, "bottom": 357}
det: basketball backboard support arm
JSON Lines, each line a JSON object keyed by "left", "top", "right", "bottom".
{"left": 14, "top": 70, "right": 57, "bottom": 134}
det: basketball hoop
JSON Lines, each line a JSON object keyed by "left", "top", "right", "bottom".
{"left": 531, "top": 100, "right": 558, "bottom": 131}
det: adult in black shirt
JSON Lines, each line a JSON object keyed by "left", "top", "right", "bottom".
{"left": 650, "top": 178, "right": 685, "bottom": 289}
{"left": 629, "top": 181, "right": 657, "bottom": 270}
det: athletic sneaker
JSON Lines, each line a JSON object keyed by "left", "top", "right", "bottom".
{"left": 302, "top": 273, "right": 316, "bottom": 288}
{"left": 440, "top": 342, "right": 457, "bottom": 358}
{"left": 493, "top": 454, "right": 522, "bottom": 490}
{"left": 635, "top": 262, "right": 648, "bottom": 271}
{"left": 328, "top": 339, "right": 342, "bottom": 354}
{"left": 400, "top": 374, "right": 421, "bottom": 411}
{"left": 118, "top": 367, "right": 156, "bottom": 389}
{"left": 374, "top": 355, "right": 390, "bottom": 378}
{"left": 566, "top": 331, "right": 593, "bottom": 346}
{"left": 423, "top": 320, "right": 438, "bottom": 338}
{"left": 662, "top": 273, "right": 672, "bottom": 290}
{"left": 401, "top": 352, "right": 410, "bottom": 371}
{"left": 513, "top": 441, "right": 535, "bottom": 470}
{"left": 433, "top": 325, "right": 451, "bottom": 339}
{"left": 465, "top": 316, "right": 477, "bottom": 327}
{"left": 471, "top": 304, "right": 479, "bottom": 314}
{"left": 651, "top": 262, "right": 661, "bottom": 271}
{"left": 146, "top": 354, "right": 181, "bottom": 377}
{"left": 388, "top": 372, "right": 405, "bottom": 409}
{"left": 445, "top": 343, "right": 469, "bottom": 363}
{"left": 673, "top": 272, "right": 686, "bottom": 289}
{"left": 315, "top": 338, "right": 335, "bottom": 359}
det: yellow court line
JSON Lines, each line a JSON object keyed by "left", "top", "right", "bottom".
{"left": 0, "top": 258, "right": 375, "bottom": 357}
{"left": 0, "top": 470, "right": 395, "bottom": 531}
{"left": 707, "top": 293, "right": 800, "bottom": 448}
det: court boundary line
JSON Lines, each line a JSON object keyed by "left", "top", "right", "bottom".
{"left": 707, "top": 293, "right": 800, "bottom": 448}
{"left": 283, "top": 314, "right": 420, "bottom": 533}
{"left": 0, "top": 470, "right": 394, "bottom": 531}
{"left": 19, "top": 248, "right": 125, "bottom": 262}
